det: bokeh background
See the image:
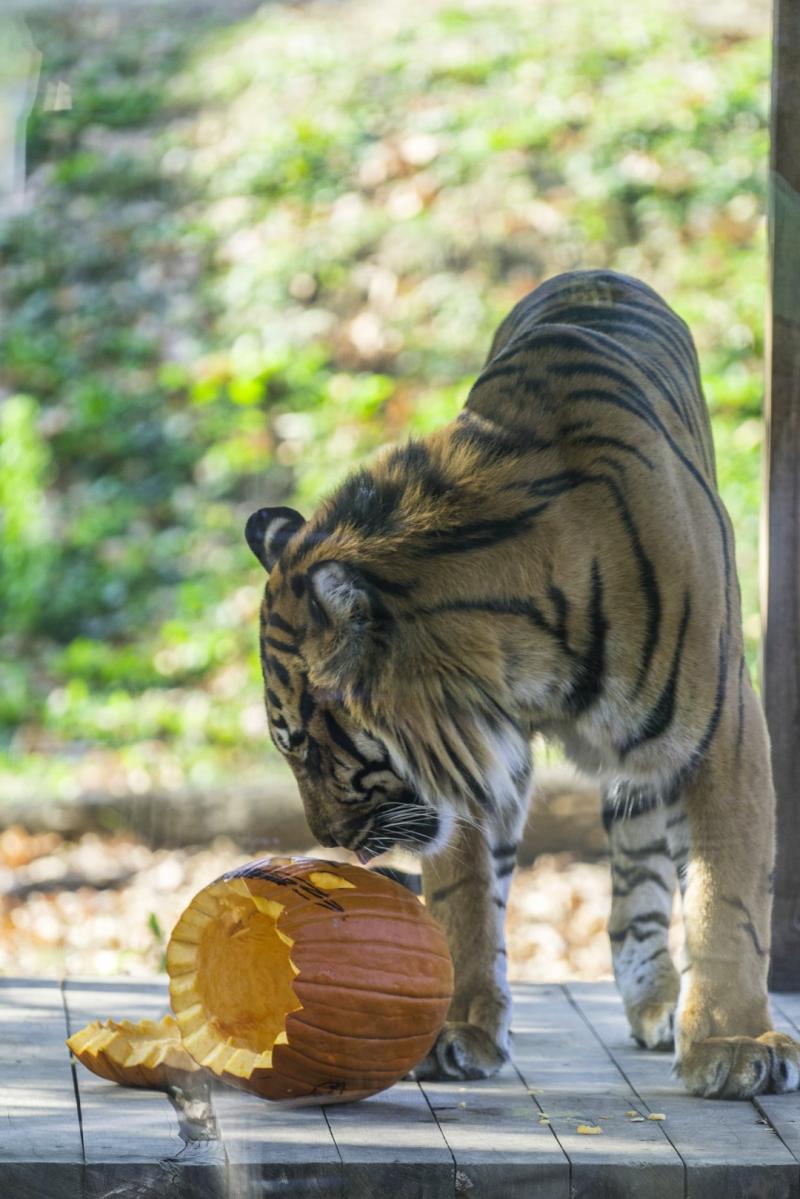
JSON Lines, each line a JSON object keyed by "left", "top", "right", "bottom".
{"left": 0, "top": 0, "right": 769, "bottom": 977}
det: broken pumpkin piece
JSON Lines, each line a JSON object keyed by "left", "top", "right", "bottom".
{"left": 67, "top": 1014, "right": 200, "bottom": 1089}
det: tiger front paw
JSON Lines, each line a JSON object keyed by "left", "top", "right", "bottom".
{"left": 627, "top": 998, "right": 675, "bottom": 1051}
{"left": 677, "top": 1032, "right": 800, "bottom": 1098}
{"left": 413, "top": 1021, "right": 509, "bottom": 1081}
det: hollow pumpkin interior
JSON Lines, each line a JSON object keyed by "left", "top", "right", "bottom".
{"left": 169, "top": 877, "right": 302, "bottom": 1079}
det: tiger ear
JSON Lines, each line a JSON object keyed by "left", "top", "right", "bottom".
{"left": 307, "top": 561, "right": 390, "bottom": 686}
{"left": 307, "top": 561, "right": 375, "bottom": 630}
{"left": 245, "top": 506, "right": 305, "bottom": 572}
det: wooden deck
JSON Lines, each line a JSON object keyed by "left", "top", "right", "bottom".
{"left": 4, "top": 979, "right": 800, "bottom": 1198}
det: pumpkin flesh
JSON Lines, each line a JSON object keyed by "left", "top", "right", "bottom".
{"left": 66, "top": 1015, "right": 200, "bottom": 1089}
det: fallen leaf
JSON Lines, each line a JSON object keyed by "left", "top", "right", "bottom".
{"left": 577, "top": 1124, "right": 602, "bottom": 1135}
{"left": 647, "top": 1113, "right": 667, "bottom": 1121}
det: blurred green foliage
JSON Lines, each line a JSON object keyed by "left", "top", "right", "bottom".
{"left": 0, "top": 0, "right": 769, "bottom": 803}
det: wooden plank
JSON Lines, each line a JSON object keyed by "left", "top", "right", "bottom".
{"left": 764, "top": 0, "right": 800, "bottom": 991}
{"left": 64, "top": 978, "right": 227, "bottom": 1199}
{"left": 213, "top": 1083, "right": 343, "bottom": 1199}
{"left": 568, "top": 981, "right": 799, "bottom": 1199}
{"left": 756, "top": 996, "right": 800, "bottom": 1165}
{"left": 511, "top": 983, "right": 682, "bottom": 1199}
{"left": 771, "top": 993, "right": 800, "bottom": 1035}
{"left": 325, "top": 1078, "right": 454, "bottom": 1199}
{"left": 419, "top": 1059, "right": 568, "bottom": 1199}
{"left": 0, "top": 978, "right": 83, "bottom": 1199}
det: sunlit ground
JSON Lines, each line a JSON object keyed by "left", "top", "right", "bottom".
{"left": 0, "top": 823, "right": 690, "bottom": 982}
{"left": 0, "top": 825, "right": 616, "bottom": 979}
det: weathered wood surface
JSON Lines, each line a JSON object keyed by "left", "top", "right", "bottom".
{"left": 764, "top": 0, "right": 800, "bottom": 992}
{"left": 5, "top": 979, "right": 800, "bottom": 1196}
{"left": 568, "top": 982, "right": 799, "bottom": 1199}
{"left": 0, "top": 978, "right": 83, "bottom": 1199}
{"left": 513, "top": 983, "right": 682, "bottom": 1199}
{"left": 64, "top": 978, "right": 227, "bottom": 1199}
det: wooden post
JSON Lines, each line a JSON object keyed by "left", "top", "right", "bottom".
{"left": 764, "top": 0, "right": 800, "bottom": 991}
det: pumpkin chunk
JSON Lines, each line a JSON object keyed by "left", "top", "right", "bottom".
{"left": 67, "top": 1014, "right": 200, "bottom": 1089}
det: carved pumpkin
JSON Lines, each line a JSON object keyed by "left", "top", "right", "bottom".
{"left": 66, "top": 1014, "right": 200, "bottom": 1089}
{"left": 167, "top": 857, "right": 453, "bottom": 1103}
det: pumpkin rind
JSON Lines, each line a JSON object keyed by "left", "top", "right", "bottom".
{"left": 167, "top": 857, "right": 453, "bottom": 1104}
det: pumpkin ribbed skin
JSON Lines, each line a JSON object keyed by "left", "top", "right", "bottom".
{"left": 167, "top": 857, "right": 453, "bottom": 1104}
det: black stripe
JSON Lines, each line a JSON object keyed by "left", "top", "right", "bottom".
{"left": 499, "top": 271, "right": 674, "bottom": 328}
{"left": 414, "top": 503, "right": 549, "bottom": 556}
{"left": 538, "top": 301, "right": 703, "bottom": 429}
{"left": 608, "top": 910, "right": 670, "bottom": 943}
{"left": 495, "top": 861, "right": 515, "bottom": 879}
{"left": 268, "top": 613, "right": 297, "bottom": 637}
{"left": 397, "top": 732, "right": 421, "bottom": 777}
{"left": 491, "top": 842, "right": 519, "bottom": 859}
{"left": 266, "top": 655, "right": 289, "bottom": 687}
{"left": 567, "top": 380, "right": 733, "bottom": 639}
{"left": 618, "top": 838, "right": 670, "bottom": 860}
{"left": 470, "top": 361, "right": 527, "bottom": 389}
{"left": 510, "top": 470, "right": 660, "bottom": 693}
{"left": 265, "top": 636, "right": 300, "bottom": 655}
{"left": 565, "top": 432, "right": 655, "bottom": 472}
{"left": 736, "top": 655, "right": 746, "bottom": 764}
{"left": 322, "top": 469, "right": 405, "bottom": 539}
{"left": 563, "top": 558, "right": 607, "bottom": 715}
{"left": 665, "top": 810, "right": 687, "bottom": 829}
{"left": 413, "top": 594, "right": 572, "bottom": 651}
{"left": 611, "top": 864, "right": 672, "bottom": 896}
{"left": 356, "top": 567, "right": 414, "bottom": 598}
{"left": 592, "top": 454, "right": 628, "bottom": 481}
{"left": 453, "top": 411, "right": 557, "bottom": 459}
{"left": 722, "top": 896, "right": 767, "bottom": 957}
{"left": 298, "top": 685, "right": 315, "bottom": 728}
{"left": 439, "top": 734, "right": 490, "bottom": 808}
{"left": 431, "top": 876, "right": 472, "bottom": 904}
{"left": 547, "top": 582, "right": 572, "bottom": 655}
{"left": 265, "top": 688, "right": 283, "bottom": 710}
{"left": 545, "top": 324, "right": 702, "bottom": 450}
{"left": 617, "top": 590, "right": 691, "bottom": 759}
{"left": 602, "top": 784, "right": 661, "bottom": 829}
{"left": 685, "top": 628, "right": 728, "bottom": 772}
{"left": 641, "top": 946, "right": 670, "bottom": 965}
{"left": 323, "top": 711, "right": 366, "bottom": 763}
{"left": 537, "top": 299, "right": 699, "bottom": 381}
{"left": 387, "top": 441, "right": 454, "bottom": 502}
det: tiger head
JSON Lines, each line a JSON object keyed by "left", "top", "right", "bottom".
{"left": 244, "top": 503, "right": 455, "bottom": 863}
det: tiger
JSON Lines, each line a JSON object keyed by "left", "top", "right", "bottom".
{"left": 244, "top": 268, "right": 799, "bottom": 1098}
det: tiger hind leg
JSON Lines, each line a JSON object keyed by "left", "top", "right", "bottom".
{"left": 667, "top": 679, "right": 800, "bottom": 1098}
{"left": 604, "top": 783, "right": 680, "bottom": 1051}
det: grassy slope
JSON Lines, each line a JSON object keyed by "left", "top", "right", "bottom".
{"left": 0, "top": 0, "right": 769, "bottom": 803}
